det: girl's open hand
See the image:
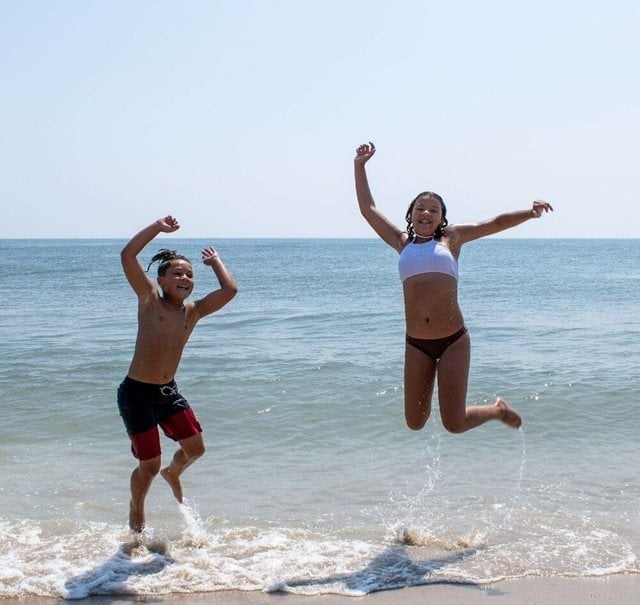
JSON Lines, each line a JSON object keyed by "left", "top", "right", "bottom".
{"left": 201, "top": 246, "right": 220, "bottom": 265}
{"left": 354, "top": 142, "right": 376, "bottom": 164}
{"left": 532, "top": 200, "right": 553, "bottom": 217}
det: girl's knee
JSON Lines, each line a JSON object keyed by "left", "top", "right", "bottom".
{"left": 441, "top": 417, "right": 466, "bottom": 434}
{"left": 405, "top": 395, "right": 431, "bottom": 431}
{"left": 405, "top": 411, "right": 428, "bottom": 431}
{"left": 406, "top": 420, "right": 426, "bottom": 431}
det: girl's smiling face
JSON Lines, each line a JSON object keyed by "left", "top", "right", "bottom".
{"left": 410, "top": 194, "right": 444, "bottom": 238}
{"left": 158, "top": 259, "right": 194, "bottom": 302}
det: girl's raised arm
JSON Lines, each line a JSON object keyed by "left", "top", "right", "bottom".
{"left": 451, "top": 200, "right": 553, "bottom": 246}
{"left": 354, "top": 142, "right": 407, "bottom": 252}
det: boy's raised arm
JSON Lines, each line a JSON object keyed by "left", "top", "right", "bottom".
{"left": 194, "top": 246, "right": 238, "bottom": 318}
{"left": 121, "top": 216, "right": 180, "bottom": 297}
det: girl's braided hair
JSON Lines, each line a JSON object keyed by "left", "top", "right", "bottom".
{"left": 405, "top": 191, "right": 449, "bottom": 240}
{"left": 147, "top": 249, "right": 192, "bottom": 276}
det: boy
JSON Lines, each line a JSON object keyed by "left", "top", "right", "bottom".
{"left": 118, "top": 215, "right": 237, "bottom": 532}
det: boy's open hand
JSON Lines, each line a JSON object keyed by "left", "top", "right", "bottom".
{"left": 201, "top": 246, "right": 220, "bottom": 265}
{"left": 157, "top": 215, "right": 180, "bottom": 232}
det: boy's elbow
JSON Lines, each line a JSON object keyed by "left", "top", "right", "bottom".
{"left": 120, "top": 246, "right": 134, "bottom": 267}
{"left": 120, "top": 243, "right": 136, "bottom": 261}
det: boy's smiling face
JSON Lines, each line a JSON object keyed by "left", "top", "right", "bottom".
{"left": 158, "top": 259, "right": 194, "bottom": 301}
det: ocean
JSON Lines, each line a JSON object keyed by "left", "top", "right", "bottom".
{"left": 0, "top": 238, "right": 638, "bottom": 599}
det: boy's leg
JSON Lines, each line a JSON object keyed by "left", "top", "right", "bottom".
{"left": 159, "top": 406, "right": 204, "bottom": 502}
{"left": 161, "top": 433, "right": 205, "bottom": 503}
{"left": 129, "top": 455, "right": 161, "bottom": 532}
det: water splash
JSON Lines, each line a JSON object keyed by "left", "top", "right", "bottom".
{"left": 386, "top": 433, "right": 445, "bottom": 541}
{"left": 130, "top": 527, "right": 171, "bottom": 556}
{"left": 178, "top": 499, "right": 209, "bottom": 547}
{"left": 515, "top": 427, "right": 527, "bottom": 494}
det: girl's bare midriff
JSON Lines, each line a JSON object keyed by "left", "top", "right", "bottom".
{"left": 403, "top": 272, "right": 464, "bottom": 339}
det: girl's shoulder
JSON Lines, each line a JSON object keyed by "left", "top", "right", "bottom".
{"left": 440, "top": 226, "right": 463, "bottom": 256}
{"left": 397, "top": 231, "right": 412, "bottom": 253}
{"left": 440, "top": 226, "right": 458, "bottom": 244}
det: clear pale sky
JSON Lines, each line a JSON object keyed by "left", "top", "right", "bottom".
{"left": 2, "top": 1, "right": 638, "bottom": 238}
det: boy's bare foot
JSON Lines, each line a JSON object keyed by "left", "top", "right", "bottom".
{"left": 496, "top": 398, "right": 522, "bottom": 429}
{"left": 129, "top": 500, "right": 145, "bottom": 533}
{"left": 161, "top": 467, "right": 183, "bottom": 503}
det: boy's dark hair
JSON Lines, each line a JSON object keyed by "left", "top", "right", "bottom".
{"left": 147, "top": 249, "right": 192, "bottom": 276}
{"left": 405, "top": 191, "right": 449, "bottom": 240}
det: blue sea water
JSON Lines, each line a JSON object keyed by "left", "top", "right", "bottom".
{"left": 0, "top": 238, "right": 638, "bottom": 599}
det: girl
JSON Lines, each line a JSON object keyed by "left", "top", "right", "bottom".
{"left": 354, "top": 142, "right": 552, "bottom": 433}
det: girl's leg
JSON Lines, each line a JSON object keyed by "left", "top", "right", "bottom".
{"left": 437, "top": 332, "right": 521, "bottom": 432}
{"left": 404, "top": 343, "right": 437, "bottom": 430}
{"left": 161, "top": 433, "right": 205, "bottom": 503}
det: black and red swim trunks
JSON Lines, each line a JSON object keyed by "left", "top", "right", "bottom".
{"left": 117, "top": 376, "right": 202, "bottom": 460}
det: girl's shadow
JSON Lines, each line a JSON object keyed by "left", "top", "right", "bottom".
{"left": 275, "top": 542, "right": 488, "bottom": 595}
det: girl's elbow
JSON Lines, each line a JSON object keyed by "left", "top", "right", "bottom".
{"left": 226, "top": 283, "right": 239, "bottom": 299}
{"left": 359, "top": 205, "right": 374, "bottom": 219}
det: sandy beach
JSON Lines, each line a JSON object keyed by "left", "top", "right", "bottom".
{"left": 9, "top": 575, "right": 639, "bottom": 605}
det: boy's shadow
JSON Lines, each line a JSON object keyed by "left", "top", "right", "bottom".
{"left": 59, "top": 540, "right": 173, "bottom": 603}
{"left": 276, "top": 542, "right": 498, "bottom": 596}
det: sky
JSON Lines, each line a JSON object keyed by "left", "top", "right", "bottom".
{"left": 1, "top": 0, "right": 639, "bottom": 239}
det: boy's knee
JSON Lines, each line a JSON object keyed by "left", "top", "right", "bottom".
{"left": 138, "top": 458, "right": 162, "bottom": 476}
{"left": 185, "top": 441, "right": 205, "bottom": 460}
{"left": 179, "top": 432, "right": 205, "bottom": 461}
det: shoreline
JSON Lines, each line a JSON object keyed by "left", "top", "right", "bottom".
{"left": 9, "top": 575, "right": 640, "bottom": 605}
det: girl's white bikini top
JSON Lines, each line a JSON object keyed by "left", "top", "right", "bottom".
{"left": 398, "top": 237, "right": 459, "bottom": 282}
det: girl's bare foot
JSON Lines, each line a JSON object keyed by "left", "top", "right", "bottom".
{"left": 496, "top": 398, "right": 522, "bottom": 428}
{"left": 161, "top": 467, "right": 183, "bottom": 502}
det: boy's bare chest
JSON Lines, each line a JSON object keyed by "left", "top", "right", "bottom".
{"left": 140, "top": 303, "right": 194, "bottom": 339}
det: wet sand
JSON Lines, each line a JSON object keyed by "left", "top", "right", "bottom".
{"left": 11, "top": 575, "right": 640, "bottom": 605}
